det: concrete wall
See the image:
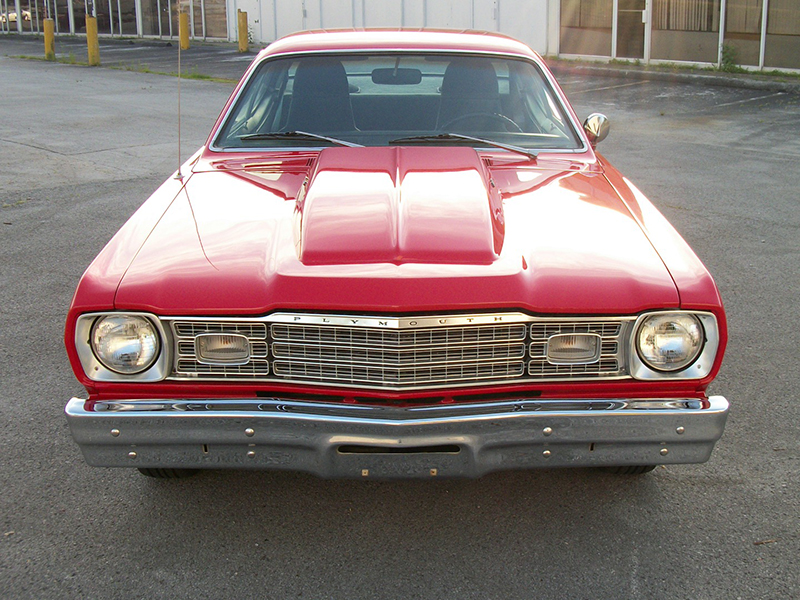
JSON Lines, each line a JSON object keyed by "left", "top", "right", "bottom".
{"left": 229, "top": 0, "right": 552, "bottom": 55}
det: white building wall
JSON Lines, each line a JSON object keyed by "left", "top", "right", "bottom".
{"left": 228, "top": 0, "right": 552, "bottom": 55}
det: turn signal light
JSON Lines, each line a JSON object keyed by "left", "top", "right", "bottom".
{"left": 196, "top": 333, "right": 250, "bottom": 364}
{"left": 546, "top": 333, "right": 601, "bottom": 364}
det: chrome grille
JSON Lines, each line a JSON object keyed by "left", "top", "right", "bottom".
{"left": 529, "top": 322, "right": 624, "bottom": 378}
{"left": 175, "top": 359, "right": 270, "bottom": 376}
{"left": 270, "top": 324, "right": 525, "bottom": 348}
{"left": 166, "top": 314, "right": 631, "bottom": 388}
{"left": 174, "top": 321, "right": 267, "bottom": 339}
{"left": 172, "top": 321, "right": 269, "bottom": 378}
{"left": 271, "top": 340, "right": 525, "bottom": 366}
{"left": 272, "top": 361, "right": 524, "bottom": 385}
{"left": 271, "top": 323, "right": 527, "bottom": 386}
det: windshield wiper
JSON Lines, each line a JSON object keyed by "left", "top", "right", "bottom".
{"left": 238, "top": 131, "right": 363, "bottom": 148}
{"left": 389, "top": 133, "right": 537, "bottom": 161}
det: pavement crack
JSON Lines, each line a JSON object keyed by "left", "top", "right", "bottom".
{"left": 0, "top": 138, "right": 68, "bottom": 156}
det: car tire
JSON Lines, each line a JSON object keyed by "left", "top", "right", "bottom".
{"left": 137, "top": 468, "right": 199, "bottom": 479}
{"left": 603, "top": 465, "right": 657, "bottom": 475}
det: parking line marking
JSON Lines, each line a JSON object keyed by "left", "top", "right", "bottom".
{"left": 714, "top": 92, "right": 786, "bottom": 108}
{"left": 569, "top": 80, "right": 650, "bottom": 94}
{"left": 96, "top": 46, "right": 159, "bottom": 53}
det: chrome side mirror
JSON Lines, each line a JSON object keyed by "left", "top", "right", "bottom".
{"left": 583, "top": 113, "right": 610, "bottom": 148}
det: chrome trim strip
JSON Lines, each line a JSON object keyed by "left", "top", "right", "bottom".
{"left": 69, "top": 396, "right": 726, "bottom": 420}
{"left": 164, "top": 312, "right": 634, "bottom": 328}
{"left": 164, "top": 373, "right": 631, "bottom": 389}
{"left": 65, "top": 395, "right": 729, "bottom": 477}
{"left": 264, "top": 312, "right": 533, "bottom": 329}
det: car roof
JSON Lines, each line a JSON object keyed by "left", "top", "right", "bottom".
{"left": 259, "top": 28, "right": 540, "bottom": 62}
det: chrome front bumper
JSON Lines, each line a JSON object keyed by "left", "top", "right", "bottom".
{"left": 65, "top": 396, "right": 729, "bottom": 478}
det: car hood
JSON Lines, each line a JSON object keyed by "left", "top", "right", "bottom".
{"left": 114, "top": 146, "right": 679, "bottom": 314}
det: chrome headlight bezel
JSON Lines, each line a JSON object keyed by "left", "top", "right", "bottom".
{"left": 90, "top": 314, "right": 160, "bottom": 374}
{"left": 636, "top": 313, "right": 703, "bottom": 372}
{"left": 75, "top": 312, "right": 171, "bottom": 382}
{"left": 629, "top": 311, "right": 719, "bottom": 380}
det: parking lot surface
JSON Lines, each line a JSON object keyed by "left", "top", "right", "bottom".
{"left": 0, "top": 46, "right": 798, "bottom": 599}
{"left": 0, "top": 33, "right": 255, "bottom": 80}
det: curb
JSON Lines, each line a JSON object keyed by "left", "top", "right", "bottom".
{"left": 548, "top": 62, "right": 800, "bottom": 94}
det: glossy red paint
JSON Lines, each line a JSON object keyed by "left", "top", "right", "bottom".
{"left": 102, "top": 147, "right": 678, "bottom": 317}
{"left": 600, "top": 157, "right": 724, "bottom": 311}
{"left": 297, "top": 146, "right": 503, "bottom": 265}
{"left": 65, "top": 29, "right": 727, "bottom": 406}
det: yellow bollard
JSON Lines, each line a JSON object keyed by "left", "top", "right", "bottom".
{"left": 86, "top": 16, "right": 100, "bottom": 66}
{"left": 179, "top": 12, "right": 190, "bottom": 50}
{"left": 44, "top": 18, "right": 55, "bottom": 61}
{"left": 237, "top": 10, "right": 248, "bottom": 53}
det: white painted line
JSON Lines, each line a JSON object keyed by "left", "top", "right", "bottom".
{"left": 714, "top": 92, "right": 786, "bottom": 108}
{"left": 569, "top": 80, "right": 650, "bottom": 94}
{"left": 695, "top": 141, "right": 800, "bottom": 159}
{"left": 98, "top": 46, "right": 159, "bottom": 53}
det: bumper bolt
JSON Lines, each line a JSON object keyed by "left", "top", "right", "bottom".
{"left": 246, "top": 450, "right": 256, "bottom": 458}
{"left": 110, "top": 429, "right": 120, "bottom": 437}
{"left": 660, "top": 448, "right": 669, "bottom": 456}
{"left": 543, "top": 427, "right": 553, "bottom": 436}
{"left": 543, "top": 450, "right": 551, "bottom": 458}
{"left": 127, "top": 451, "right": 137, "bottom": 459}
{"left": 245, "top": 428, "right": 255, "bottom": 437}
{"left": 676, "top": 426, "right": 685, "bottom": 435}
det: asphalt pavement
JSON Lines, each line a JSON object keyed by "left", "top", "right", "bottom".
{"left": 0, "top": 36, "right": 798, "bottom": 599}
{"left": 0, "top": 33, "right": 256, "bottom": 80}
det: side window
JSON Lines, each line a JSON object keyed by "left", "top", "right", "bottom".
{"left": 216, "top": 61, "right": 292, "bottom": 144}
{"left": 509, "top": 61, "right": 573, "bottom": 138}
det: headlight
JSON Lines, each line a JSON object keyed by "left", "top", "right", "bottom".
{"left": 636, "top": 313, "right": 704, "bottom": 372}
{"left": 90, "top": 315, "right": 160, "bottom": 374}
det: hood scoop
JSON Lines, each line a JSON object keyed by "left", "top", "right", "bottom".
{"left": 295, "top": 146, "right": 504, "bottom": 265}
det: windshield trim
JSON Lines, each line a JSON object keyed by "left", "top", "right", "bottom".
{"left": 208, "top": 49, "right": 589, "bottom": 155}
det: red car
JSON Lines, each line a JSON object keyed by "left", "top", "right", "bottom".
{"left": 65, "top": 30, "right": 728, "bottom": 479}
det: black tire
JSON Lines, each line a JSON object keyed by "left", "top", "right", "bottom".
{"left": 603, "top": 465, "right": 657, "bottom": 475}
{"left": 137, "top": 468, "right": 199, "bottom": 479}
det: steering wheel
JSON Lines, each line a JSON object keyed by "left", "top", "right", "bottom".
{"left": 440, "top": 112, "right": 523, "bottom": 133}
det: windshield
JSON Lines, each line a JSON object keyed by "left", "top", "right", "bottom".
{"left": 214, "top": 53, "right": 582, "bottom": 152}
